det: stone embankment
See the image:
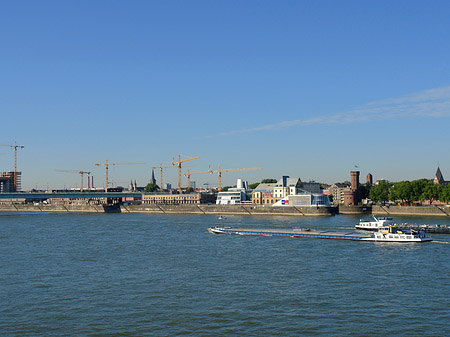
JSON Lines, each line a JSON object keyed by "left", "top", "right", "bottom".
{"left": 122, "top": 204, "right": 337, "bottom": 216}
{"left": 339, "top": 204, "right": 450, "bottom": 217}
{"left": 2, "top": 203, "right": 449, "bottom": 217}
{"left": 372, "top": 205, "right": 450, "bottom": 217}
{"left": 0, "top": 203, "right": 337, "bottom": 216}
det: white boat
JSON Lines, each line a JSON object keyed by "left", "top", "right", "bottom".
{"left": 363, "top": 225, "right": 432, "bottom": 242}
{"left": 356, "top": 215, "right": 395, "bottom": 230}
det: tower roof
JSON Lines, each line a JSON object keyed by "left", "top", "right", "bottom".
{"left": 435, "top": 167, "right": 445, "bottom": 185}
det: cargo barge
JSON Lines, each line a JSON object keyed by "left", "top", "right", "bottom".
{"left": 208, "top": 225, "right": 433, "bottom": 242}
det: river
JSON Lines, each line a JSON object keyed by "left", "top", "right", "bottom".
{"left": 1, "top": 212, "right": 449, "bottom": 336}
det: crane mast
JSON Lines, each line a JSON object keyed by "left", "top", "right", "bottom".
{"left": 183, "top": 169, "right": 212, "bottom": 191}
{"left": 55, "top": 169, "right": 91, "bottom": 192}
{"left": 152, "top": 164, "right": 173, "bottom": 192}
{"left": 95, "top": 160, "right": 144, "bottom": 192}
{"left": 171, "top": 154, "right": 200, "bottom": 192}
{"left": 0, "top": 141, "right": 24, "bottom": 191}
{"left": 210, "top": 165, "right": 263, "bottom": 192}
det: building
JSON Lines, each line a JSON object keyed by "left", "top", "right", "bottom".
{"left": 216, "top": 179, "right": 249, "bottom": 205}
{"left": 273, "top": 193, "right": 330, "bottom": 207}
{"left": 339, "top": 171, "right": 362, "bottom": 206}
{"left": 142, "top": 192, "right": 215, "bottom": 205}
{"left": 0, "top": 171, "right": 21, "bottom": 192}
{"left": 434, "top": 167, "right": 449, "bottom": 186}
{"left": 273, "top": 176, "right": 302, "bottom": 199}
{"left": 328, "top": 183, "right": 351, "bottom": 205}
{"left": 251, "top": 176, "right": 329, "bottom": 206}
{"left": 150, "top": 169, "right": 156, "bottom": 185}
{"left": 251, "top": 182, "right": 277, "bottom": 205}
{"left": 302, "top": 181, "right": 321, "bottom": 194}
{"left": 366, "top": 173, "right": 373, "bottom": 185}
{"left": 252, "top": 176, "right": 302, "bottom": 205}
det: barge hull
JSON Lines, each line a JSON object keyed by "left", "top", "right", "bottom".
{"left": 209, "top": 228, "right": 370, "bottom": 241}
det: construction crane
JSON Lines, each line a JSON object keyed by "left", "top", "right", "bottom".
{"left": 171, "top": 154, "right": 200, "bottom": 192}
{"left": 95, "top": 160, "right": 144, "bottom": 192}
{"left": 55, "top": 169, "right": 91, "bottom": 192}
{"left": 210, "top": 165, "right": 263, "bottom": 192}
{"left": 183, "top": 169, "right": 212, "bottom": 191}
{"left": 151, "top": 164, "right": 175, "bottom": 192}
{"left": 0, "top": 141, "right": 25, "bottom": 191}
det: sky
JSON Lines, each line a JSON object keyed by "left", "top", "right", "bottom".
{"left": 1, "top": 0, "right": 450, "bottom": 190}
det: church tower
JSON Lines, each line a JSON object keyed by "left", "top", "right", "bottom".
{"left": 434, "top": 167, "right": 445, "bottom": 185}
{"left": 151, "top": 169, "right": 156, "bottom": 185}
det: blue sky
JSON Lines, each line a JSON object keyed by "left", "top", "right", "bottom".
{"left": 1, "top": 0, "right": 450, "bottom": 190}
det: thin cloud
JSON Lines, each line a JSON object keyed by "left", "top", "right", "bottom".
{"left": 211, "top": 85, "right": 450, "bottom": 137}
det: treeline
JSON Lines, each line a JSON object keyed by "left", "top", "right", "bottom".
{"left": 369, "top": 179, "right": 450, "bottom": 203}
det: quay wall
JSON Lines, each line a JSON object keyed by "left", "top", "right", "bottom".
{"left": 338, "top": 205, "right": 372, "bottom": 215}
{"left": 1, "top": 203, "right": 449, "bottom": 216}
{"left": 372, "top": 205, "right": 450, "bottom": 217}
{"left": 122, "top": 204, "right": 337, "bottom": 216}
{"left": 0, "top": 203, "right": 337, "bottom": 216}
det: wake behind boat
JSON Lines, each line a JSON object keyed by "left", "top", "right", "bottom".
{"left": 208, "top": 225, "right": 432, "bottom": 242}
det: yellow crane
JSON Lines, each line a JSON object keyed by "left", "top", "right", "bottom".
{"left": 151, "top": 164, "right": 175, "bottom": 192}
{"left": 210, "top": 165, "right": 263, "bottom": 192}
{"left": 0, "top": 141, "right": 24, "bottom": 190}
{"left": 183, "top": 169, "right": 212, "bottom": 191}
{"left": 95, "top": 160, "right": 144, "bottom": 192}
{"left": 171, "top": 154, "right": 200, "bottom": 192}
{"left": 55, "top": 169, "right": 91, "bottom": 192}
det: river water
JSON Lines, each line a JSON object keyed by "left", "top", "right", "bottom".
{"left": 1, "top": 212, "right": 449, "bottom": 336}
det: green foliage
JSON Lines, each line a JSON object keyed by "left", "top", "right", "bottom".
{"left": 261, "top": 178, "right": 277, "bottom": 184}
{"left": 328, "top": 194, "right": 334, "bottom": 203}
{"left": 144, "top": 182, "right": 159, "bottom": 192}
{"left": 439, "top": 184, "right": 450, "bottom": 202}
{"left": 389, "top": 179, "right": 434, "bottom": 203}
{"left": 369, "top": 181, "right": 393, "bottom": 202}
{"left": 368, "top": 179, "right": 443, "bottom": 204}
{"left": 221, "top": 186, "right": 232, "bottom": 192}
{"left": 389, "top": 181, "right": 413, "bottom": 203}
{"left": 249, "top": 183, "right": 259, "bottom": 189}
{"left": 421, "top": 182, "right": 442, "bottom": 202}
{"left": 359, "top": 184, "right": 371, "bottom": 200}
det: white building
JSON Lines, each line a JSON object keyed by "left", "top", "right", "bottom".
{"left": 216, "top": 179, "right": 249, "bottom": 205}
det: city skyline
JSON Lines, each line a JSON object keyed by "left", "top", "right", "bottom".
{"left": 1, "top": 1, "right": 450, "bottom": 189}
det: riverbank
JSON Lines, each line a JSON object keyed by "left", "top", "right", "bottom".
{"left": 1, "top": 203, "right": 450, "bottom": 217}
{"left": 339, "top": 204, "right": 450, "bottom": 217}
{"left": 0, "top": 204, "right": 337, "bottom": 216}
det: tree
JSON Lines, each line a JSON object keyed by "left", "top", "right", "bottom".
{"left": 144, "top": 183, "right": 159, "bottom": 192}
{"left": 421, "top": 182, "right": 442, "bottom": 203}
{"left": 389, "top": 179, "right": 433, "bottom": 204}
{"left": 359, "top": 184, "right": 371, "bottom": 200}
{"left": 439, "top": 184, "right": 450, "bottom": 202}
{"left": 369, "top": 181, "right": 392, "bottom": 203}
{"left": 261, "top": 178, "right": 277, "bottom": 184}
{"left": 410, "top": 179, "right": 430, "bottom": 202}
{"left": 328, "top": 194, "right": 334, "bottom": 203}
{"left": 390, "top": 181, "right": 413, "bottom": 203}
{"left": 249, "top": 182, "right": 259, "bottom": 189}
